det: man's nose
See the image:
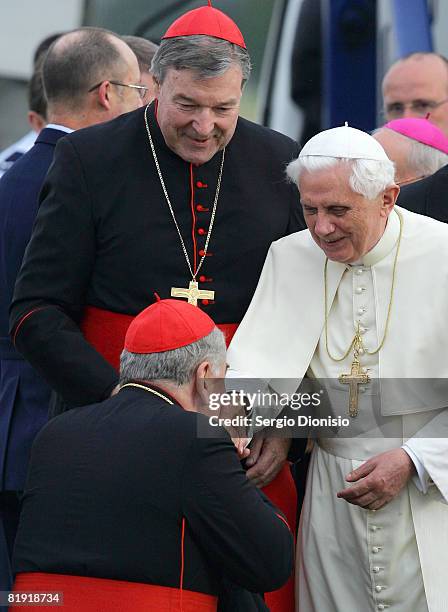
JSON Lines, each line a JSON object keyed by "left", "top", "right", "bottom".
{"left": 314, "top": 214, "right": 335, "bottom": 236}
{"left": 192, "top": 109, "right": 214, "bottom": 136}
{"left": 402, "top": 106, "right": 416, "bottom": 118}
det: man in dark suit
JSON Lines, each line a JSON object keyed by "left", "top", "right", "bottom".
{"left": 0, "top": 33, "right": 61, "bottom": 179}
{"left": 0, "top": 27, "right": 143, "bottom": 594}
{"left": 11, "top": 299, "right": 293, "bottom": 611}
{"left": 397, "top": 163, "right": 448, "bottom": 222}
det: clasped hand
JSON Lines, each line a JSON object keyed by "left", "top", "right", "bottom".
{"left": 245, "top": 433, "right": 291, "bottom": 487}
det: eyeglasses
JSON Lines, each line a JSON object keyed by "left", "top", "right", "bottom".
{"left": 396, "top": 174, "right": 427, "bottom": 186}
{"left": 382, "top": 98, "right": 448, "bottom": 118}
{"left": 88, "top": 80, "right": 148, "bottom": 100}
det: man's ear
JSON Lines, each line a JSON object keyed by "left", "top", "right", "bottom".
{"left": 153, "top": 76, "right": 160, "bottom": 98}
{"left": 381, "top": 183, "right": 400, "bottom": 218}
{"left": 97, "top": 81, "right": 112, "bottom": 110}
{"left": 195, "top": 361, "right": 211, "bottom": 403}
{"left": 27, "top": 111, "right": 46, "bottom": 133}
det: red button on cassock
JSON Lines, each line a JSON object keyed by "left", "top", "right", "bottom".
{"left": 196, "top": 181, "right": 208, "bottom": 188}
{"left": 202, "top": 299, "right": 209, "bottom": 305}
{"left": 197, "top": 228, "right": 206, "bottom": 236}
{"left": 199, "top": 275, "right": 206, "bottom": 282}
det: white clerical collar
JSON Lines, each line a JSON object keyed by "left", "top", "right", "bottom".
{"left": 45, "top": 124, "right": 74, "bottom": 134}
{"left": 360, "top": 208, "right": 400, "bottom": 267}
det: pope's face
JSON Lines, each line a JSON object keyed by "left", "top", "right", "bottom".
{"left": 154, "top": 66, "right": 243, "bottom": 165}
{"left": 299, "top": 164, "right": 397, "bottom": 263}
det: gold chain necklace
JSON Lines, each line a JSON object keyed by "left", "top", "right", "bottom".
{"left": 324, "top": 209, "right": 403, "bottom": 361}
{"left": 120, "top": 382, "right": 174, "bottom": 405}
{"left": 323, "top": 210, "right": 403, "bottom": 418}
{"left": 144, "top": 105, "right": 225, "bottom": 306}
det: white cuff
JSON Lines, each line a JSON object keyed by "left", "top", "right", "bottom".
{"left": 402, "top": 444, "right": 429, "bottom": 494}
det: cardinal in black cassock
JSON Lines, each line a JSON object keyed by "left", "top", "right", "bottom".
{"left": 11, "top": 299, "right": 293, "bottom": 611}
{"left": 10, "top": 6, "right": 305, "bottom": 609}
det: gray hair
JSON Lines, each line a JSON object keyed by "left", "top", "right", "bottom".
{"left": 286, "top": 155, "right": 396, "bottom": 201}
{"left": 372, "top": 127, "right": 448, "bottom": 179}
{"left": 28, "top": 66, "right": 47, "bottom": 119}
{"left": 119, "top": 327, "right": 226, "bottom": 387}
{"left": 151, "top": 35, "right": 251, "bottom": 86}
{"left": 406, "top": 136, "right": 448, "bottom": 177}
{"left": 122, "top": 35, "right": 158, "bottom": 73}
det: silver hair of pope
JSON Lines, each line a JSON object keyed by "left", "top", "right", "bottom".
{"left": 286, "top": 155, "right": 396, "bottom": 201}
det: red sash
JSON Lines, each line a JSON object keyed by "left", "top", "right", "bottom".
{"left": 13, "top": 572, "right": 217, "bottom": 611}
{"left": 263, "top": 468, "right": 297, "bottom": 612}
{"left": 80, "top": 305, "right": 297, "bottom": 611}
{"left": 80, "top": 306, "right": 238, "bottom": 371}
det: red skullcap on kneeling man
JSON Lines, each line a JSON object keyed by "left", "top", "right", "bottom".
{"left": 124, "top": 297, "right": 216, "bottom": 354}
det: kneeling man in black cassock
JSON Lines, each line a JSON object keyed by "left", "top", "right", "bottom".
{"left": 11, "top": 299, "right": 293, "bottom": 611}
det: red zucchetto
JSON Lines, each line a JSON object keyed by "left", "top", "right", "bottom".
{"left": 124, "top": 299, "right": 216, "bottom": 354}
{"left": 162, "top": 3, "right": 246, "bottom": 49}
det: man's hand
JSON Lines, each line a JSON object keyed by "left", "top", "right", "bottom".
{"left": 232, "top": 438, "right": 251, "bottom": 460}
{"left": 337, "top": 448, "right": 415, "bottom": 510}
{"left": 246, "top": 434, "right": 291, "bottom": 487}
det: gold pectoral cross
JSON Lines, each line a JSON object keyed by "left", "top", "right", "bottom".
{"left": 171, "top": 280, "right": 214, "bottom": 307}
{"left": 339, "top": 358, "right": 370, "bottom": 418}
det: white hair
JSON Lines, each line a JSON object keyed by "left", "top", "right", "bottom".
{"left": 286, "top": 155, "right": 396, "bottom": 201}
{"left": 407, "top": 138, "right": 448, "bottom": 176}
{"left": 372, "top": 127, "right": 448, "bottom": 178}
{"left": 119, "top": 327, "right": 226, "bottom": 387}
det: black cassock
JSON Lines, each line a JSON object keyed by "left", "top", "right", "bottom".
{"left": 13, "top": 385, "right": 293, "bottom": 610}
{"left": 10, "top": 103, "right": 304, "bottom": 407}
{"left": 397, "top": 163, "right": 448, "bottom": 223}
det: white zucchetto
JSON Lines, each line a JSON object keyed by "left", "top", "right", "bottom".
{"left": 300, "top": 124, "right": 389, "bottom": 161}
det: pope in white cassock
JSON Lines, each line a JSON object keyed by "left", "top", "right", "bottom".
{"left": 227, "top": 125, "right": 448, "bottom": 612}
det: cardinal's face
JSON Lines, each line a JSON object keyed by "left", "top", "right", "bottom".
{"left": 154, "top": 66, "right": 243, "bottom": 165}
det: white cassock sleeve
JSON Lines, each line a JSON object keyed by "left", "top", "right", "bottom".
{"left": 403, "top": 409, "right": 448, "bottom": 503}
{"left": 227, "top": 234, "right": 323, "bottom": 396}
{"left": 402, "top": 444, "right": 430, "bottom": 494}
